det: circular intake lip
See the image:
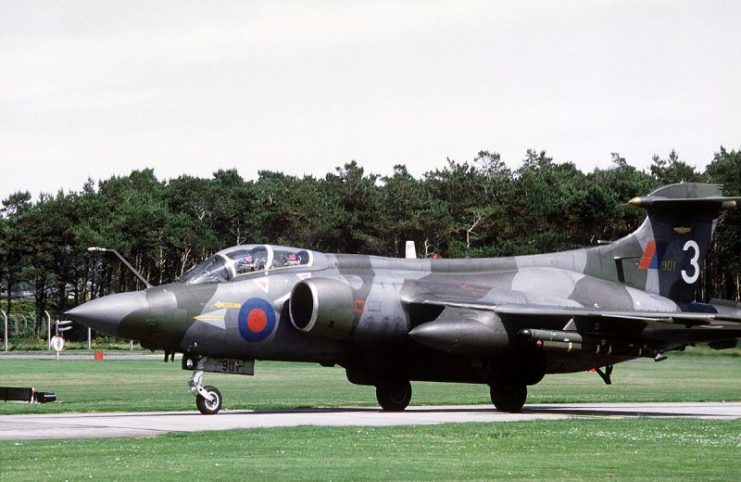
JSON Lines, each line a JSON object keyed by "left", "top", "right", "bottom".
{"left": 289, "top": 281, "right": 319, "bottom": 332}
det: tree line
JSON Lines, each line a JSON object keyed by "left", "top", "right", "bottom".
{"left": 1, "top": 147, "right": 739, "bottom": 334}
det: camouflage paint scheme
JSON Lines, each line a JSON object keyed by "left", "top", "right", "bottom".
{"left": 67, "top": 183, "right": 741, "bottom": 413}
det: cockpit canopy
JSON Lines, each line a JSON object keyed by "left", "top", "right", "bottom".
{"left": 179, "top": 245, "right": 313, "bottom": 285}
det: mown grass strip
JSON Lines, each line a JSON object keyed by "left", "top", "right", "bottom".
{"left": 2, "top": 419, "right": 740, "bottom": 481}
{"left": 1, "top": 354, "right": 740, "bottom": 415}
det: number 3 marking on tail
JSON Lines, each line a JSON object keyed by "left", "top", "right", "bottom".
{"left": 681, "top": 240, "right": 700, "bottom": 284}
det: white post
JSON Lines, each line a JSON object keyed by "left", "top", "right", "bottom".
{"left": 2, "top": 309, "right": 7, "bottom": 352}
{"left": 88, "top": 327, "right": 92, "bottom": 350}
{"left": 46, "top": 311, "right": 52, "bottom": 350}
{"left": 405, "top": 241, "right": 417, "bottom": 259}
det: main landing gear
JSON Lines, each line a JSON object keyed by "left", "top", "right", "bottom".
{"left": 372, "top": 379, "right": 528, "bottom": 413}
{"left": 489, "top": 382, "right": 527, "bottom": 412}
{"left": 485, "top": 353, "right": 542, "bottom": 412}
{"left": 375, "top": 380, "right": 412, "bottom": 411}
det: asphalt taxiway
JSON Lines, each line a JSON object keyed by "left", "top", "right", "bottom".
{"left": 1, "top": 402, "right": 739, "bottom": 440}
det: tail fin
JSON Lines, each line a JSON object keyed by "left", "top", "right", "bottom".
{"left": 621, "top": 183, "right": 738, "bottom": 304}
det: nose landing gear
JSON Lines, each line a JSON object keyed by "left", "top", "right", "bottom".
{"left": 183, "top": 354, "right": 224, "bottom": 415}
{"left": 188, "top": 369, "right": 223, "bottom": 415}
{"left": 182, "top": 353, "right": 254, "bottom": 415}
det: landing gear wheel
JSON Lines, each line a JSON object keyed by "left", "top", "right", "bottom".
{"left": 196, "top": 385, "right": 222, "bottom": 415}
{"left": 376, "top": 380, "right": 412, "bottom": 411}
{"left": 490, "top": 383, "right": 527, "bottom": 412}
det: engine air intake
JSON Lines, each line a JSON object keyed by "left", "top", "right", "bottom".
{"left": 289, "top": 278, "right": 355, "bottom": 340}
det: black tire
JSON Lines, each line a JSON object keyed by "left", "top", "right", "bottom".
{"left": 376, "top": 380, "right": 412, "bottom": 411}
{"left": 489, "top": 383, "right": 527, "bottom": 412}
{"left": 196, "top": 385, "right": 222, "bottom": 415}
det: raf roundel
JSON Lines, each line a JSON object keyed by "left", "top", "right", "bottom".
{"left": 238, "top": 298, "right": 277, "bottom": 342}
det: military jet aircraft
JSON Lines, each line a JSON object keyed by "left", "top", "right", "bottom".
{"left": 66, "top": 183, "right": 741, "bottom": 414}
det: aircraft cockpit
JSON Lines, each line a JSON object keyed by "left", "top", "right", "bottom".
{"left": 178, "top": 245, "right": 313, "bottom": 285}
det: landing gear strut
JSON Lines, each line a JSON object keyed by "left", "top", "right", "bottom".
{"left": 185, "top": 357, "right": 223, "bottom": 415}
{"left": 375, "top": 380, "right": 412, "bottom": 411}
{"left": 489, "top": 383, "right": 527, "bottom": 412}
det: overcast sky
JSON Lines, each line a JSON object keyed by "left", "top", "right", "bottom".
{"left": 1, "top": 0, "right": 740, "bottom": 199}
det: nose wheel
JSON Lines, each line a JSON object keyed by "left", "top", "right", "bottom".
{"left": 187, "top": 368, "right": 223, "bottom": 415}
{"left": 196, "top": 384, "right": 222, "bottom": 415}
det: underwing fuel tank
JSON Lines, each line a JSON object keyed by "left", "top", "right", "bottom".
{"left": 408, "top": 308, "right": 510, "bottom": 354}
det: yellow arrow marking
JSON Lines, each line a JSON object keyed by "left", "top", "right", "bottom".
{"left": 214, "top": 301, "right": 241, "bottom": 309}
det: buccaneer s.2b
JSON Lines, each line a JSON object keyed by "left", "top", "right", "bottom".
{"left": 66, "top": 183, "right": 741, "bottom": 414}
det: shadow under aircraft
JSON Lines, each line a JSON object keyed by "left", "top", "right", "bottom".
{"left": 67, "top": 183, "right": 741, "bottom": 414}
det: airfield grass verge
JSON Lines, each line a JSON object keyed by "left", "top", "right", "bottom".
{"left": 2, "top": 419, "right": 740, "bottom": 480}
{"left": 0, "top": 353, "right": 739, "bottom": 415}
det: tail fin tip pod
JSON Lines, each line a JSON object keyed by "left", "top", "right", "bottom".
{"left": 628, "top": 183, "right": 739, "bottom": 304}
{"left": 629, "top": 183, "right": 739, "bottom": 209}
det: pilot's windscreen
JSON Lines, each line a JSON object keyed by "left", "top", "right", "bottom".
{"left": 179, "top": 256, "right": 229, "bottom": 284}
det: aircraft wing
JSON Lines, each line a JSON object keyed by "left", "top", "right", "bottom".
{"left": 405, "top": 295, "right": 741, "bottom": 356}
{"left": 414, "top": 299, "right": 741, "bottom": 326}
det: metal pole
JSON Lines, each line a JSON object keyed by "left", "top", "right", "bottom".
{"left": 46, "top": 311, "right": 51, "bottom": 351}
{"left": 88, "top": 327, "right": 91, "bottom": 350}
{"left": 88, "top": 247, "right": 152, "bottom": 289}
{"left": 2, "top": 309, "right": 7, "bottom": 352}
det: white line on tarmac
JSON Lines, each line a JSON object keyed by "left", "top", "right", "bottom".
{"left": 1, "top": 402, "right": 739, "bottom": 441}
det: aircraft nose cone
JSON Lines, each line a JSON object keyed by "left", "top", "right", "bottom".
{"left": 65, "top": 291, "right": 148, "bottom": 337}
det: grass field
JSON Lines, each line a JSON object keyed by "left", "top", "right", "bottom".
{"left": 0, "top": 352, "right": 739, "bottom": 415}
{"left": 2, "top": 419, "right": 740, "bottom": 480}
{"left": 1, "top": 353, "right": 740, "bottom": 480}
